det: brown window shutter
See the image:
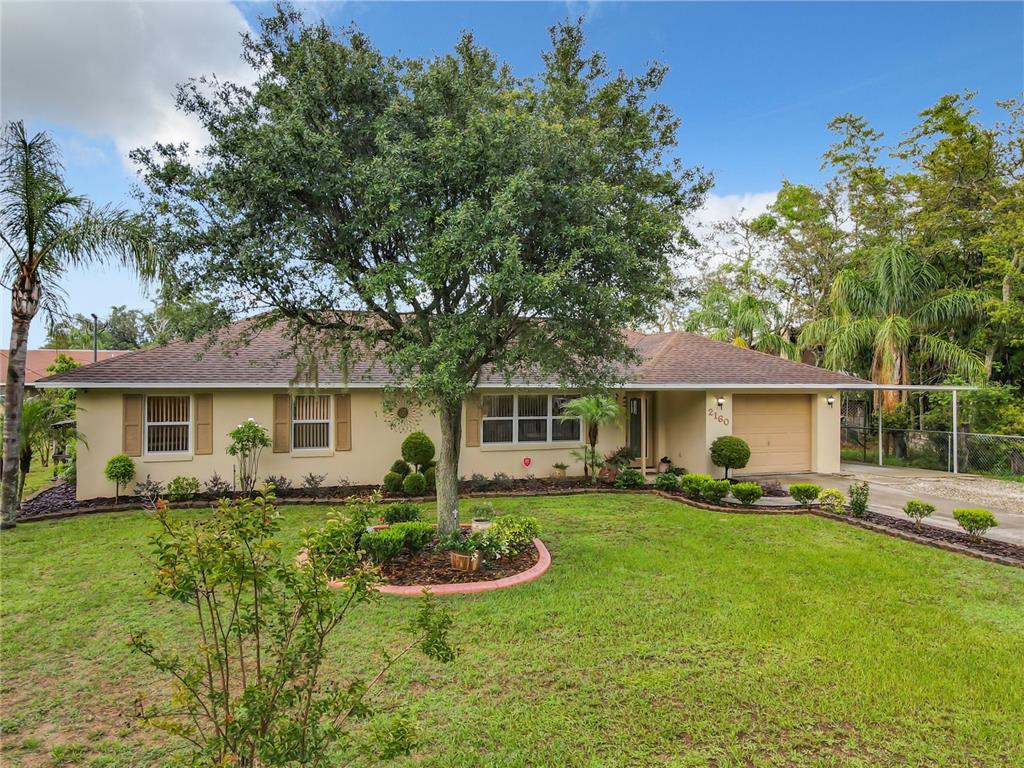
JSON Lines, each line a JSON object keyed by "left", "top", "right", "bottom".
{"left": 194, "top": 394, "right": 213, "bottom": 455}
{"left": 465, "top": 394, "right": 481, "bottom": 447}
{"left": 273, "top": 394, "right": 290, "bottom": 453}
{"left": 123, "top": 394, "right": 143, "bottom": 456}
{"left": 334, "top": 393, "right": 352, "bottom": 451}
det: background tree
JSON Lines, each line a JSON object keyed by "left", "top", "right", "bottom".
{"left": 134, "top": 9, "right": 710, "bottom": 534}
{"left": 683, "top": 282, "right": 798, "bottom": 359}
{"left": 45, "top": 304, "right": 151, "bottom": 349}
{"left": 0, "top": 122, "right": 156, "bottom": 527}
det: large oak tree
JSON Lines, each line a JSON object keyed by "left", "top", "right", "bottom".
{"left": 135, "top": 8, "right": 709, "bottom": 533}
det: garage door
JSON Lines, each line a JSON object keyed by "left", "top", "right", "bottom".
{"left": 732, "top": 394, "right": 811, "bottom": 474}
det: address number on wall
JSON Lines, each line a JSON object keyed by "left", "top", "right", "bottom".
{"left": 707, "top": 407, "right": 730, "bottom": 426}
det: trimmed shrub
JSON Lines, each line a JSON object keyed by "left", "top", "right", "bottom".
{"left": 401, "top": 432, "right": 435, "bottom": 471}
{"left": 382, "top": 502, "right": 421, "bottom": 525}
{"left": 486, "top": 515, "right": 541, "bottom": 556}
{"left": 709, "top": 436, "right": 751, "bottom": 480}
{"left": 817, "top": 488, "right": 847, "bottom": 515}
{"left": 679, "top": 473, "right": 712, "bottom": 498}
{"left": 701, "top": 479, "right": 731, "bottom": 504}
{"left": 388, "top": 521, "right": 435, "bottom": 553}
{"left": 848, "top": 481, "right": 870, "bottom": 517}
{"left": 402, "top": 472, "right": 427, "bottom": 496}
{"left": 104, "top": 453, "right": 136, "bottom": 504}
{"left": 614, "top": 468, "right": 645, "bottom": 489}
{"left": 423, "top": 465, "right": 436, "bottom": 490}
{"left": 390, "top": 459, "right": 411, "bottom": 477}
{"left": 654, "top": 472, "right": 681, "bottom": 492}
{"left": 953, "top": 508, "right": 997, "bottom": 540}
{"left": 903, "top": 499, "right": 935, "bottom": 530}
{"left": 360, "top": 528, "right": 406, "bottom": 564}
{"left": 382, "top": 471, "right": 404, "bottom": 494}
{"left": 167, "top": 475, "right": 200, "bottom": 502}
{"left": 788, "top": 483, "right": 822, "bottom": 508}
{"left": 731, "top": 482, "right": 763, "bottom": 506}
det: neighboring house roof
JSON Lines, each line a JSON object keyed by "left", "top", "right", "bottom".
{"left": 1, "top": 348, "right": 131, "bottom": 385}
{"left": 35, "top": 320, "right": 869, "bottom": 390}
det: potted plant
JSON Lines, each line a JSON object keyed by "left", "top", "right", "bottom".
{"left": 470, "top": 502, "right": 494, "bottom": 532}
{"left": 657, "top": 456, "right": 672, "bottom": 474}
{"left": 598, "top": 446, "right": 632, "bottom": 483}
{"left": 551, "top": 461, "right": 569, "bottom": 479}
{"left": 443, "top": 531, "right": 484, "bottom": 572}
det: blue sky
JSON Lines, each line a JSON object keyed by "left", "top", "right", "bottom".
{"left": 3, "top": 1, "right": 1022, "bottom": 346}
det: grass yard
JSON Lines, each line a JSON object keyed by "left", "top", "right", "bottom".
{"left": 18, "top": 458, "right": 56, "bottom": 499}
{"left": 2, "top": 494, "right": 1023, "bottom": 767}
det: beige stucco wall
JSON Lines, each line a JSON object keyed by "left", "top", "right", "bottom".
{"left": 73, "top": 385, "right": 842, "bottom": 500}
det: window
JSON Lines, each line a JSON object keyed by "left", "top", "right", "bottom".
{"left": 292, "top": 395, "right": 331, "bottom": 450}
{"left": 480, "top": 394, "right": 581, "bottom": 445}
{"left": 145, "top": 395, "right": 191, "bottom": 453}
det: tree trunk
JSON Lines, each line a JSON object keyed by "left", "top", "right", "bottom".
{"left": 2, "top": 315, "right": 33, "bottom": 528}
{"left": 435, "top": 399, "right": 463, "bottom": 537}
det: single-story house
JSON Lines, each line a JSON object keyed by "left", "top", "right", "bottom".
{"left": 36, "top": 322, "right": 870, "bottom": 500}
{"left": 0, "top": 348, "right": 129, "bottom": 403}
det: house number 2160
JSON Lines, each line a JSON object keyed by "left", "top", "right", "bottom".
{"left": 707, "top": 408, "right": 730, "bottom": 426}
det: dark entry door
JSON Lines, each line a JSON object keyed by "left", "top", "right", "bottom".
{"left": 628, "top": 397, "right": 643, "bottom": 459}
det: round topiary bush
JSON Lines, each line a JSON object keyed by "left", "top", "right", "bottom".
{"left": 423, "top": 465, "right": 436, "bottom": 489}
{"left": 402, "top": 471, "right": 427, "bottom": 496}
{"left": 817, "top": 488, "right": 847, "bottom": 515}
{"left": 731, "top": 481, "right": 763, "bottom": 506}
{"left": 710, "top": 436, "right": 751, "bottom": 480}
{"left": 382, "top": 471, "right": 404, "bottom": 494}
{"left": 401, "top": 432, "right": 435, "bottom": 471}
{"left": 104, "top": 453, "right": 136, "bottom": 504}
{"left": 701, "top": 479, "right": 731, "bottom": 504}
{"left": 952, "top": 508, "right": 997, "bottom": 540}
{"left": 390, "top": 459, "right": 411, "bottom": 477}
{"left": 788, "top": 483, "right": 822, "bottom": 508}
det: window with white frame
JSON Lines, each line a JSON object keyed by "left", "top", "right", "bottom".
{"left": 292, "top": 395, "right": 331, "bottom": 450}
{"left": 481, "top": 394, "right": 581, "bottom": 445}
{"left": 145, "top": 395, "right": 191, "bottom": 453}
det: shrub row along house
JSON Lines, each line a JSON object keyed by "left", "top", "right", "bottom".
{"left": 37, "top": 320, "right": 869, "bottom": 500}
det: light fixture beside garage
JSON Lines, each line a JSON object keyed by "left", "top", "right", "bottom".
{"left": 826, "top": 396, "right": 835, "bottom": 408}
{"left": 716, "top": 396, "right": 725, "bottom": 408}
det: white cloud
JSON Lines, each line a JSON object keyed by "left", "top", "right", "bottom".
{"left": 688, "top": 190, "right": 778, "bottom": 239}
{"left": 1, "top": 0, "right": 253, "bottom": 167}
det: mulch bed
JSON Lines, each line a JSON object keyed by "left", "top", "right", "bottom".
{"left": 379, "top": 541, "right": 540, "bottom": 586}
{"left": 856, "top": 510, "right": 1024, "bottom": 563}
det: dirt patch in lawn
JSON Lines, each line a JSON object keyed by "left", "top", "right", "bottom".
{"left": 380, "top": 541, "right": 540, "bottom": 586}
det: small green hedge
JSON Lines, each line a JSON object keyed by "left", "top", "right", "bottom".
{"left": 382, "top": 502, "right": 421, "bottom": 524}
{"left": 848, "top": 481, "right": 870, "bottom": 517}
{"left": 788, "top": 483, "right": 821, "bottom": 507}
{"left": 731, "top": 482, "right": 763, "bottom": 505}
{"left": 817, "top": 488, "right": 847, "bottom": 515}
{"left": 953, "top": 508, "right": 997, "bottom": 539}
{"left": 486, "top": 515, "right": 540, "bottom": 556}
{"left": 701, "top": 479, "right": 731, "bottom": 504}
{"left": 361, "top": 521, "right": 435, "bottom": 564}
{"left": 614, "top": 468, "right": 645, "bottom": 489}
{"left": 903, "top": 499, "right": 935, "bottom": 528}
{"left": 402, "top": 472, "right": 427, "bottom": 495}
{"left": 654, "top": 472, "right": 681, "bottom": 492}
{"left": 679, "top": 473, "right": 712, "bottom": 497}
{"left": 382, "top": 471, "right": 404, "bottom": 493}
{"left": 167, "top": 475, "right": 200, "bottom": 502}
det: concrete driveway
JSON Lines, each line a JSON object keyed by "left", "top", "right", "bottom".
{"left": 736, "top": 463, "right": 1024, "bottom": 545}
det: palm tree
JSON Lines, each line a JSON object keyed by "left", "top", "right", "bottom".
{"left": 684, "top": 284, "right": 799, "bottom": 360}
{"left": 560, "top": 394, "right": 623, "bottom": 482}
{"left": 799, "top": 245, "right": 983, "bottom": 411}
{"left": 4, "top": 397, "right": 84, "bottom": 503}
{"left": 1, "top": 122, "right": 157, "bottom": 527}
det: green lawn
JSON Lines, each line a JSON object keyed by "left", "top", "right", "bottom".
{"left": 2, "top": 494, "right": 1023, "bottom": 767}
{"left": 18, "top": 458, "right": 56, "bottom": 499}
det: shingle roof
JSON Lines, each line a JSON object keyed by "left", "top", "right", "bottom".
{"left": 1, "top": 348, "right": 130, "bottom": 385}
{"left": 36, "top": 320, "right": 868, "bottom": 389}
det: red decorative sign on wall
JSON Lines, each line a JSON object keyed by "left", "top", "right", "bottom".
{"left": 522, "top": 456, "right": 532, "bottom": 467}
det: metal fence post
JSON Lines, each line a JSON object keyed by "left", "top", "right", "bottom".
{"left": 952, "top": 390, "right": 959, "bottom": 474}
{"left": 878, "top": 400, "right": 883, "bottom": 467}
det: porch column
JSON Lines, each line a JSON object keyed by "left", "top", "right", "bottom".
{"left": 878, "top": 395, "right": 883, "bottom": 467}
{"left": 952, "top": 389, "right": 959, "bottom": 474}
{"left": 640, "top": 394, "right": 647, "bottom": 474}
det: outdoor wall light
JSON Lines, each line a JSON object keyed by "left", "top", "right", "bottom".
{"left": 716, "top": 396, "right": 725, "bottom": 408}
{"left": 826, "top": 396, "right": 835, "bottom": 408}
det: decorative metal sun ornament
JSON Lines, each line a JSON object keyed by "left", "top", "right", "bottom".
{"left": 381, "top": 394, "right": 423, "bottom": 432}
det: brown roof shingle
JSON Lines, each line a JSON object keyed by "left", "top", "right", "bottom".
{"left": 36, "top": 320, "right": 868, "bottom": 389}
{"left": 1, "top": 348, "right": 130, "bottom": 385}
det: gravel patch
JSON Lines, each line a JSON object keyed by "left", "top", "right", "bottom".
{"left": 902, "top": 476, "right": 1024, "bottom": 514}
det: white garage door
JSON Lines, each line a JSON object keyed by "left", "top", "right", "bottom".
{"left": 732, "top": 394, "right": 812, "bottom": 474}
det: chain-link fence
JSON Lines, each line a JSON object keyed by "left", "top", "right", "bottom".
{"left": 841, "top": 426, "right": 1024, "bottom": 479}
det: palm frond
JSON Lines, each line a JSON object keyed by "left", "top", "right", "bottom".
{"left": 911, "top": 290, "right": 983, "bottom": 329}
{"left": 916, "top": 335, "right": 986, "bottom": 382}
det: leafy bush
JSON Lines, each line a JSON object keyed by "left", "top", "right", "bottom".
{"left": 731, "top": 482, "right": 763, "bottom": 505}
{"left": 465, "top": 473, "right": 489, "bottom": 492}
{"left": 167, "top": 475, "right": 200, "bottom": 502}
{"left": 441, "top": 530, "right": 490, "bottom": 555}
{"left": 306, "top": 495, "right": 380, "bottom": 574}
{"left": 817, "top": 488, "right": 847, "bottom": 515}
{"left": 490, "top": 472, "right": 514, "bottom": 490}
{"left": 903, "top": 499, "right": 936, "bottom": 529}
{"left": 486, "top": 514, "right": 541, "bottom": 556}
{"left": 953, "top": 508, "right": 997, "bottom": 540}
{"left": 389, "top": 521, "right": 435, "bottom": 553}
{"left": 403, "top": 472, "right": 427, "bottom": 496}
{"left": 390, "top": 459, "right": 411, "bottom": 477}
{"left": 654, "top": 472, "right": 681, "bottom": 492}
{"left": 848, "top": 481, "right": 870, "bottom": 517}
{"left": 700, "top": 479, "right": 731, "bottom": 504}
{"left": 423, "top": 465, "right": 436, "bottom": 490}
{"left": 401, "top": 432, "right": 435, "bottom": 471}
{"left": 759, "top": 480, "right": 787, "bottom": 497}
{"left": 203, "top": 472, "right": 231, "bottom": 497}
{"left": 226, "top": 418, "right": 271, "bottom": 495}
{"left": 360, "top": 528, "right": 406, "bottom": 564}
{"left": 104, "top": 453, "right": 135, "bottom": 503}
{"left": 264, "top": 474, "right": 293, "bottom": 491}
{"left": 614, "top": 468, "right": 645, "bottom": 488}
{"left": 383, "top": 471, "right": 404, "bottom": 494}
{"left": 788, "top": 483, "right": 822, "bottom": 508}
{"left": 470, "top": 501, "right": 495, "bottom": 520}
{"left": 383, "top": 502, "right": 421, "bottom": 525}
{"left": 709, "top": 436, "right": 751, "bottom": 479}
{"left": 679, "top": 473, "right": 712, "bottom": 498}
{"left": 301, "top": 472, "right": 327, "bottom": 492}
{"left": 132, "top": 489, "right": 454, "bottom": 766}
{"left": 134, "top": 475, "right": 164, "bottom": 509}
